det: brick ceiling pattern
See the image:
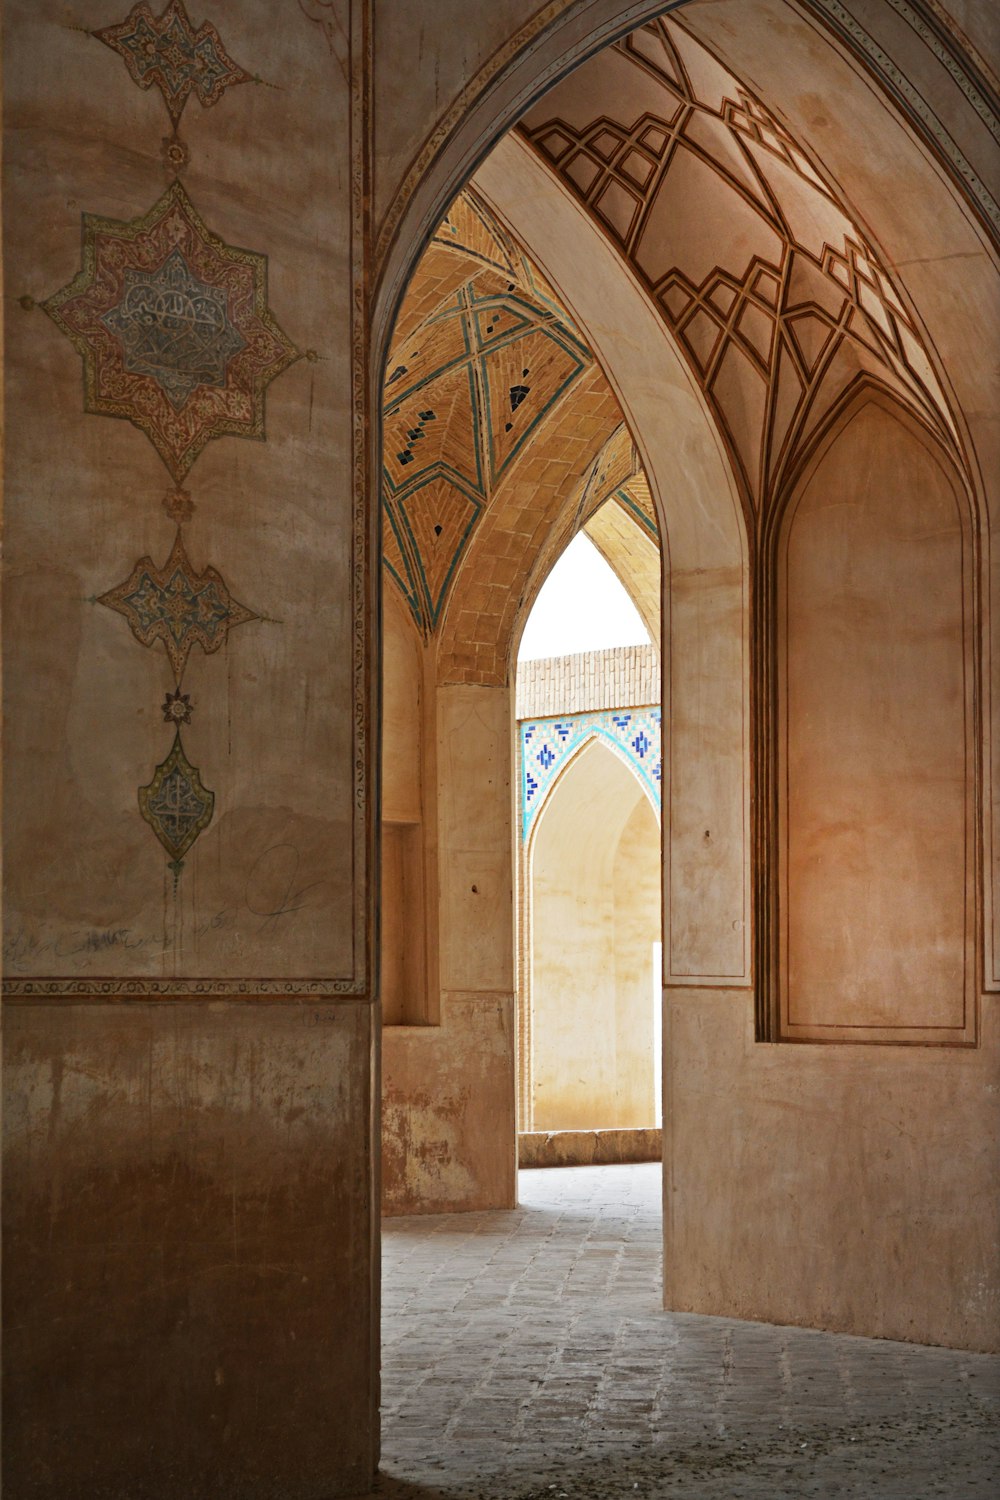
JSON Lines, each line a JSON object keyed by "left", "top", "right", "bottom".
{"left": 383, "top": 193, "right": 660, "bottom": 676}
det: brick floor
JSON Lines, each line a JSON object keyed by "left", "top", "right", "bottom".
{"left": 372, "top": 1164, "right": 999, "bottom": 1499}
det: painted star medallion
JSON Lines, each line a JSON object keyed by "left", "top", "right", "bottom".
{"left": 99, "top": 529, "right": 258, "bottom": 681}
{"left": 94, "top": 0, "right": 253, "bottom": 127}
{"left": 139, "top": 730, "right": 214, "bottom": 864}
{"left": 162, "top": 687, "right": 193, "bottom": 724}
{"left": 43, "top": 181, "right": 301, "bottom": 481}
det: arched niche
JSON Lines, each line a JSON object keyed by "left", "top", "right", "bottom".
{"left": 527, "top": 736, "right": 661, "bottom": 1130}
{"left": 767, "top": 388, "right": 977, "bottom": 1044}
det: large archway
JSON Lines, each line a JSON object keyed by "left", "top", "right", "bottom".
{"left": 373, "top": 0, "right": 997, "bottom": 1368}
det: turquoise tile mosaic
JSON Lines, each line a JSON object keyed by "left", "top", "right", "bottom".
{"left": 519, "top": 706, "right": 661, "bottom": 839}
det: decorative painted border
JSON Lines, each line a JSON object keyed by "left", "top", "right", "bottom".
{"left": 4, "top": 977, "right": 364, "bottom": 999}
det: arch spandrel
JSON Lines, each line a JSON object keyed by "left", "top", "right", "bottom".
{"left": 521, "top": 712, "right": 663, "bottom": 847}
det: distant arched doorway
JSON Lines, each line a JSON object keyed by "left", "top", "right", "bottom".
{"left": 527, "top": 737, "right": 660, "bottom": 1132}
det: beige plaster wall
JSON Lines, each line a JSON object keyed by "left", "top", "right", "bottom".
{"left": 682, "top": 0, "right": 1000, "bottom": 994}
{"left": 381, "top": 680, "right": 517, "bottom": 1213}
{"left": 381, "top": 593, "right": 427, "bottom": 1025}
{"left": 531, "top": 740, "right": 659, "bottom": 1131}
{"left": 778, "top": 401, "right": 974, "bottom": 1043}
{"left": 382, "top": 995, "right": 516, "bottom": 1215}
{"left": 613, "top": 798, "right": 662, "bottom": 1120}
{"left": 664, "top": 989, "right": 1000, "bottom": 1352}
{"left": 2, "top": 3, "right": 376, "bottom": 1495}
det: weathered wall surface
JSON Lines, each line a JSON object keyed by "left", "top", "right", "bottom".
{"left": 382, "top": 995, "right": 516, "bottom": 1215}
{"left": 3, "top": 1001, "right": 374, "bottom": 1499}
{"left": 380, "top": 659, "right": 517, "bottom": 1213}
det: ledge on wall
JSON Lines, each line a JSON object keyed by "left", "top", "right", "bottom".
{"left": 518, "top": 1127, "right": 661, "bottom": 1168}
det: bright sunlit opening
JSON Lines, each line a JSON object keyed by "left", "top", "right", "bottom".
{"left": 517, "top": 532, "right": 650, "bottom": 661}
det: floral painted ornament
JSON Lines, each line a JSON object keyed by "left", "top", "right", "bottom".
{"left": 138, "top": 730, "right": 215, "bottom": 876}
{"left": 43, "top": 181, "right": 301, "bottom": 481}
{"left": 94, "top": 0, "right": 253, "bottom": 128}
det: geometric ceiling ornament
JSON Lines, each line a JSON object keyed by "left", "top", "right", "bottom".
{"left": 518, "top": 13, "right": 962, "bottom": 513}
{"left": 138, "top": 729, "right": 214, "bottom": 869}
{"left": 98, "top": 528, "right": 258, "bottom": 682}
{"left": 93, "top": 0, "right": 253, "bottom": 128}
{"left": 381, "top": 275, "right": 591, "bottom": 634}
{"left": 397, "top": 474, "right": 483, "bottom": 628}
{"left": 43, "top": 182, "right": 301, "bottom": 481}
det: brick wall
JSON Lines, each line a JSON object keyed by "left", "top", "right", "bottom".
{"left": 515, "top": 643, "right": 660, "bottom": 719}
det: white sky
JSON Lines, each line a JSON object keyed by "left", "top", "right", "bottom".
{"left": 517, "top": 532, "right": 650, "bottom": 661}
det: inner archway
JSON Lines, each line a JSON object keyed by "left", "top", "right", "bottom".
{"left": 529, "top": 737, "right": 661, "bottom": 1131}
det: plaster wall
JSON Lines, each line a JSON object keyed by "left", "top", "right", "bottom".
{"left": 381, "top": 593, "right": 427, "bottom": 1026}
{"left": 380, "top": 668, "right": 517, "bottom": 1214}
{"left": 473, "top": 103, "right": 997, "bottom": 1349}
{"left": 2, "top": 2, "right": 376, "bottom": 1495}
{"left": 3, "top": 0, "right": 359, "bottom": 986}
{"left": 613, "top": 799, "right": 662, "bottom": 1121}
{"left": 679, "top": 0, "right": 1000, "bottom": 992}
{"left": 778, "top": 401, "right": 974, "bottom": 1042}
{"left": 664, "top": 988, "right": 1000, "bottom": 1352}
{"left": 531, "top": 741, "right": 659, "bottom": 1131}
{"left": 382, "top": 995, "right": 517, "bottom": 1215}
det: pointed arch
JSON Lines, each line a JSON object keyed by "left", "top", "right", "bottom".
{"left": 759, "top": 380, "right": 978, "bottom": 1043}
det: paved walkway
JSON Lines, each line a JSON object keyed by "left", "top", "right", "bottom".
{"left": 374, "top": 1164, "right": 999, "bottom": 1499}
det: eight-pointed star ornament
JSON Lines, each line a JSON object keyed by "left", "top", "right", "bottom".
{"left": 43, "top": 181, "right": 301, "bottom": 481}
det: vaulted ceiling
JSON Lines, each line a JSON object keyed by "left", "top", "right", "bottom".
{"left": 382, "top": 11, "right": 965, "bottom": 671}
{"left": 517, "top": 13, "right": 962, "bottom": 519}
{"left": 381, "top": 190, "right": 659, "bottom": 662}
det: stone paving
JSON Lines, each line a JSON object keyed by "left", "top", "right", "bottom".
{"left": 372, "top": 1164, "right": 999, "bottom": 1499}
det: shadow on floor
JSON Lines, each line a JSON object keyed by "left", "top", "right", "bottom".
{"left": 356, "top": 1400, "right": 1000, "bottom": 1500}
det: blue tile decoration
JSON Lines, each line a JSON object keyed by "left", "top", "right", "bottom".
{"left": 519, "top": 706, "right": 662, "bottom": 839}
